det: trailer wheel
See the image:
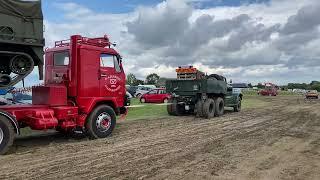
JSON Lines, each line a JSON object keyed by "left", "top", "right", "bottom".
{"left": 234, "top": 99, "right": 242, "bottom": 112}
{"left": 214, "top": 97, "right": 225, "bottom": 117}
{"left": 195, "top": 100, "right": 204, "bottom": 117}
{"left": 0, "top": 116, "right": 15, "bottom": 155}
{"left": 86, "top": 105, "right": 116, "bottom": 139}
{"left": 167, "top": 98, "right": 184, "bottom": 116}
{"left": 202, "top": 98, "right": 215, "bottom": 119}
{"left": 167, "top": 98, "right": 175, "bottom": 115}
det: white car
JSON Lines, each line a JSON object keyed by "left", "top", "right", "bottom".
{"left": 134, "top": 86, "right": 154, "bottom": 97}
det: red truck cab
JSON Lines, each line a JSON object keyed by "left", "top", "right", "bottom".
{"left": 258, "top": 84, "right": 278, "bottom": 96}
{"left": 0, "top": 35, "right": 129, "bottom": 154}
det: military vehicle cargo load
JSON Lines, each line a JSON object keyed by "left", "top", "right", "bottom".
{"left": 0, "top": 0, "right": 44, "bottom": 88}
{"left": 166, "top": 66, "right": 242, "bottom": 118}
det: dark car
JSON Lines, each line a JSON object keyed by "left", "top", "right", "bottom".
{"left": 127, "top": 86, "right": 138, "bottom": 96}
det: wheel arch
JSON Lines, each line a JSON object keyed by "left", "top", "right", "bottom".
{"left": 239, "top": 93, "right": 243, "bottom": 100}
{"left": 0, "top": 110, "right": 19, "bottom": 135}
{"left": 91, "top": 100, "right": 118, "bottom": 115}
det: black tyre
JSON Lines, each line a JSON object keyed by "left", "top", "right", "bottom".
{"left": 234, "top": 99, "right": 242, "bottom": 112}
{"left": 86, "top": 105, "right": 116, "bottom": 139}
{"left": 195, "top": 100, "right": 204, "bottom": 117}
{"left": 167, "top": 98, "right": 175, "bottom": 115}
{"left": 214, "top": 97, "right": 224, "bottom": 117}
{"left": 140, "top": 97, "right": 146, "bottom": 103}
{"left": 0, "top": 116, "right": 15, "bottom": 155}
{"left": 202, "top": 98, "right": 215, "bottom": 119}
{"left": 167, "top": 98, "right": 184, "bottom": 116}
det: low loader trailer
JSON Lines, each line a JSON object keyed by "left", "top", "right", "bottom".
{"left": 166, "top": 66, "right": 242, "bottom": 118}
{"left": 0, "top": 35, "right": 129, "bottom": 154}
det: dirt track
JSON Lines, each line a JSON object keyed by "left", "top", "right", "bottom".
{"left": 1, "top": 96, "right": 320, "bottom": 179}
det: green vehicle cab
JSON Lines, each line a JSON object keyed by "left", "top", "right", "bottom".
{"left": 166, "top": 66, "right": 242, "bottom": 118}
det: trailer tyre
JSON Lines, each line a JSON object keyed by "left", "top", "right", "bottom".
{"left": 167, "top": 98, "right": 184, "bottom": 116}
{"left": 167, "top": 98, "right": 175, "bottom": 115}
{"left": 0, "top": 116, "right": 15, "bottom": 155}
{"left": 195, "top": 100, "right": 204, "bottom": 117}
{"left": 202, "top": 98, "right": 215, "bottom": 119}
{"left": 214, "top": 97, "right": 225, "bottom": 117}
{"left": 86, "top": 105, "right": 116, "bottom": 139}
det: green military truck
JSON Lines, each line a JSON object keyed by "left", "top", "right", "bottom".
{"left": 166, "top": 66, "right": 242, "bottom": 118}
{"left": 0, "top": 0, "right": 44, "bottom": 88}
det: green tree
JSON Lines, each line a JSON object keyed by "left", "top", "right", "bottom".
{"left": 135, "top": 79, "right": 144, "bottom": 86}
{"left": 257, "top": 83, "right": 264, "bottom": 89}
{"left": 145, "top": 73, "right": 160, "bottom": 85}
{"left": 311, "top": 83, "right": 320, "bottom": 91}
{"left": 126, "top": 73, "right": 137, "bottom": 85}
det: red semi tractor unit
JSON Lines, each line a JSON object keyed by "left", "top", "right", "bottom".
{"left": 0, "top": 35, "right": 129, "bottom": 154}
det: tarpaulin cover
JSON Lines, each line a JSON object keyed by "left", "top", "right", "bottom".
{"left": 0, "top": 0, "right": 42, "bottom": 19}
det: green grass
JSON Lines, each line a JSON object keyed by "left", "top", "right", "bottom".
{"left": 124, "top": 99, "right": 169, "bottom": 120}
{"left": 125, "top": 96, "right": 269, "bottom": 120}
{"left": 241, "top": 97, "right": 269, "bottom": 109}
{"left": 242, "top": 90, "right": 301, "bottom": 96}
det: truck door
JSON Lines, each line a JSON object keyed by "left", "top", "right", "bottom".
{"left": 45, "top": 51, "right": 70, "bottom": 85}
{"left": 99, "top": 54, "right": 125, "bottom": 106}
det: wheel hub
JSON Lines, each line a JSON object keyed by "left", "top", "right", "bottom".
{"left": 10, "top": 55, "right": 34, "bottom": 75}
{"left": 0, "top": 127, "right": 4, "bottom": 145}
{"left": 96, "top": 112, "right": 111, "bottom": 132}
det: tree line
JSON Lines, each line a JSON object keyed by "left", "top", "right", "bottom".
{"left": 284, "top": 81, "right": 320, "bottom": 91}
{"left": 126, "top": 73, "right": 167, "bottom": 87}
{"left": 127, "top": 73, "right": 320, "bottom": 91}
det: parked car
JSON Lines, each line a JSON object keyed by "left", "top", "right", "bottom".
{"left": 305, "top": 90, "right": 318, "bottom": 99}
{"left": 127, "top": 86, "right": 138, "bottom": 96}
{"left": 140, "top": 88, "right": 171, "bottom": 103}
{"left": 135, "top": 86, "right": 154, "bottom": 97}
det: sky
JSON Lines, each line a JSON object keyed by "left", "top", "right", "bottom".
{"left": 23, "top": 0, "right": 320, "bottom": 85}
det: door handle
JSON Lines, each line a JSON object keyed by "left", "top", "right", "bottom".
{"left": 101, "top": 74, "right": 107, "bottom": 77}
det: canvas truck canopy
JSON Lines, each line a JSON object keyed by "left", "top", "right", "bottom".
{"left": 0, "top": 0, "right": 42, "bottom": 19}
{"left": 0, "top": 0, "right": 44, "bottom": 84}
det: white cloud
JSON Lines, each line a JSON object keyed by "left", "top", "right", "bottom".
{"left": 38, "top": 0, "right": 320, "bottom": 85}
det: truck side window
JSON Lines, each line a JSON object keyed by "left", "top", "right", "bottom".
{"left": 100, "top": 54, "right": 121, "bottom": 72}
{"left": 54, "top": 52, "right": 69, "bottom": 66}
{"left": 100, "top": 54, "right": 114, "bottom": 68}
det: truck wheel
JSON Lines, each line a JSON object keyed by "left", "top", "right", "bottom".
{"left": 167, "top": 98, "right": 175, "bottom": 115}
{"left": 195, "top": 100, "right": 204, "bottom": 117}
{"left": 234, "top": 99, "right": 241, "bottom": 112}
{"left": 0, "top": 116, "right": 15, "bottom": 155}
{"left": 167, "top": 98, "right": 184, "bottom": 116}
{"left": 86, "top": 105, "right": 116, "bottom": 139}
{"left": 214, "top": 97, "right": 224, "bottom": 117}
{"left": 202, "top": 98, "right": 215, "bottom": 119}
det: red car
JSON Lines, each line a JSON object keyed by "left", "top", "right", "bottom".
{"left": 258, "top": 88, "right": 278, "bottom": 96}
{"left": 140, "top": 88, "right": 171, "bottom": 103}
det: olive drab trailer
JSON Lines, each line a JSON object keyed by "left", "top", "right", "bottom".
{"left": 166, "top": 66, "right": 242, "bottom": 118}
{"left": 0, "top": 0, "right": 44, "bottom": 88}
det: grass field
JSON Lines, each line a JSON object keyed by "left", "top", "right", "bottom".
{"left": 124, "top": 96, "right": 269, "bottom": 120}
